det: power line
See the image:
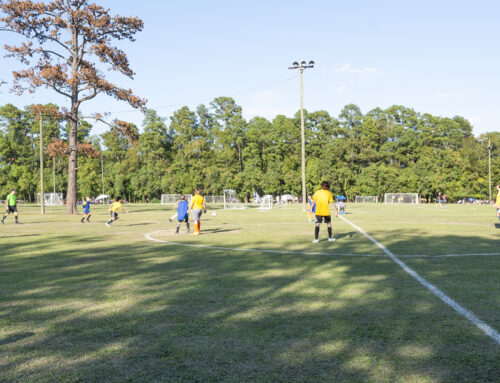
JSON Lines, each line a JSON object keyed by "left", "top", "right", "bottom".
{"left": 112, "top": 75, "right": 298, "bottom": 114}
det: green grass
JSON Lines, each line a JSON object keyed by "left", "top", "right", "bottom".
{"left": 0, "top": 203, "right": 499, "bottom": 382}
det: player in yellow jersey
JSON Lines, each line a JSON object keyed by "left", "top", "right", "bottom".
{"left": 311, "top": 181, "right": 338, "bottom": 243}
{"left": 106, "top": 196, "right": 128, "bottom": 227}
{"left": 495, "top": 184, "right": 500, "bottom": 223}
{"left": 189, "top": 189, "right": 207, "bottom": 235}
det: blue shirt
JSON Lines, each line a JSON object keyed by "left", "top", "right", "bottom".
{"left": 308, "top": 199, "right": 316, "bottom": 213}
{"left": 177, "top": 200, "right": 189, "bottom": 220}
{"left": 83, "top": 201, "right": 91, "bottom": 214}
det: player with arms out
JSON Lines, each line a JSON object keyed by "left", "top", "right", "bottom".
{"left": 81, "top": 197, "right": 92, "bottom": 223}
{"left": 189, "top": 189, "right": 207, "bottom": 235}
{"left": 311, "top": 181, "right": 338, "bottom": 243}
{"left": 1, "top": 189, "right": 19, "bottom": 224}
{"left": 106, "top": 196, "right": 128, "bottom": 227}
{"left": 174, "top": 194, "right": 190, "bottom": 234}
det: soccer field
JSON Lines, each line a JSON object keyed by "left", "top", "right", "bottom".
{"left": 1, "top": 203, "right": 499, "bottom": 382}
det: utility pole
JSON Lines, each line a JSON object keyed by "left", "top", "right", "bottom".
{"left": 101, "top": 152, "right": 105, "bottom": 194}
{"left": 53, "top": 156, "right": 56, "bottom": 194}
{"left": 289, "top": 60, "right": 315, "bottom": 210}
{"left": 39, "top": 111, "right": 45, "bottom": 214}
{"left": 487, "top": 139, "right": 492, "bottom": 203}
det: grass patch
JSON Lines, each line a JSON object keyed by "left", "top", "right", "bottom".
{"left": 0, "top": 204, "right": 499, "bottom": 382}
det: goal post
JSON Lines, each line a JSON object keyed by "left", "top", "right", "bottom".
{"left": 384, "top": 193, "right": 419, "bottom": 204}
{"left": 355, "top": 196, "right": 378, "bottom": 203}
{"left": 258, "top": 195, "right": 273, "bottom": 209}
{"left": 161, "top": 194, "right": 192, "bottom": 206}
{"left": 223, "top": 189, "right": 246, "bottom": 209}
{"left": 36, "top": 193, "right": 63, "bottom": 206}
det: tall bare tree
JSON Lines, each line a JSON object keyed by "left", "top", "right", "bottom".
{"left": 0, "top": 0, "right": 146, "bottom": 213}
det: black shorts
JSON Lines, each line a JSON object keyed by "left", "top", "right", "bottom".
{"left": 315, "top": 215, "right": 331, "bottom": 224}
{"left": 111, "top": 211, "right": 119, "bottom": 219}
{"left": 178, "top": 217, "right": 189, "bottom": 223}
{"left": 6, "top": 206, "right": 17, "bottom": 214}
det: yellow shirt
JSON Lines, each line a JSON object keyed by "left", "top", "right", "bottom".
{"left": 110, "top": 201, "right": 122, "bottom": 212}
{"left": 496, "top": 192, "right": 500, "bottom": 208}
{"left": 191, "top": 195, "right": 205, "bottom": 210}
{"left": 312, "top": 189, "right": 334, "bottom": 216}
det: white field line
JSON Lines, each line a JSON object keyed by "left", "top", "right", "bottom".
{"left": 338, "top": 216, "right": 500, "bottom": 346}
{"left": 399, "top": 253, "right": 500, "bottom": 258}
{"left": 144, "top": 231, "right": 385, "bottom": 258}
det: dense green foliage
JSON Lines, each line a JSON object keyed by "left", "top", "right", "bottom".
{"left": 0, "top": 99, "right": 498, "bottom": 202}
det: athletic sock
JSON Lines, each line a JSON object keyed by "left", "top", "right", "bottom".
{"left": 15, "top": 216, "right": 18, "bottom": 223}
{"left": 107, "top": 219, "right": 113, "bottom": 225}
{"left": 186, "top": 222, "right": 190, "bottom": 231}
{"left": 81, "top": 217, "right": 84, "bottom": 223}
{"left": 328, "top": 227, "right": 332, "bottom": 238}
{"left": 315, "top": 226, "right": 320, "bottom": 240}
{"left": 175, "top": 224, "right": 180, "bottom": 234}
{"left": 198, "top": 222, "right": 201, "bottom": 233}
{"left": 86, "top": 214, "right": 91, "bottom": 222}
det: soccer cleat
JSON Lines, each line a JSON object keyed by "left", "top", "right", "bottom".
{"left": 106, "top": 223, "right": 111, "bottom": 228}
{"left": 328, "top": 237, "right": 336, "bottom": 242}
{"left": 1, "top": 220, "right": 4, "bottom": 224}
{"left": 312, "top": 239, "right": 319, "bottom": 243}
{"left": 192, "top": 232, "right": 200, "bottom": 236}
{"left": 169, "top": 217, "right": 173, "bottom": 223}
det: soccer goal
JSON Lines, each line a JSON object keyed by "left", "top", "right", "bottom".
{"left": 36, "top": 193, "right": 63, "bottom": 206}
{"left": 384, "top": 193, "right": 419, "bottom": 204}
{"left": 205, "top": 195, "right": 225, "bottom": 208}
{"left": 223, "top": 189, "right": 246, "bottom": 209}
{"left": 161, "top": 194, "right": 192, "bottom": 205}
{"left": 355, "top": 196, "right": 378, "bottom": 203}
{"left": 258, "top": 195, "right": 273, "bottom": 209}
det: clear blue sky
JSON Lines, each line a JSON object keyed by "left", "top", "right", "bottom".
{"left": 1, "top": 0, "right": 499, "bottom": 135}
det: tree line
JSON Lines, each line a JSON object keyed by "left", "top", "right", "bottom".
{"left": 0, "top": 98, "right": 498, "bottom": 203}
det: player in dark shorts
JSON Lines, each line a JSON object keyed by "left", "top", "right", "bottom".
{"left": 2, "top": 189, "right": 19, "bottom": 224}
{"left": 81, "top": 197, "right": 92, "bottom": 223}
{"left": 174, "top": 195, "right": 190, "bottom": 234}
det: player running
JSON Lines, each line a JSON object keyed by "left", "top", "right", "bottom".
{"left": 106, "top": 196, "right": 128, "bottom": 227}
{"left": 189, "top": 189, "right": 206, "bottom": 235}
{"left": 1, "top": 189, "right": 19, "bottom": 224}
{"left": 174, "top": 194, "right": 190, "bottom": 234}
{"left": 310, "top": 181, "right": 338, "bottom": 243}
{"left": 81, "top": 197, "right": 92, "bottom": 223}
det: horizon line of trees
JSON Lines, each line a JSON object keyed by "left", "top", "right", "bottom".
{"left": 0, "top": 97, "right": 498, "bottom": 203}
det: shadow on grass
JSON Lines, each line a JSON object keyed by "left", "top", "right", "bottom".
{"left": 0, "top": 231, "right": 499, "bottom": 382}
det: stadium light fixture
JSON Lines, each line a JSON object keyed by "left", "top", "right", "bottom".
{"left": 288, "top": 60, "right": 315, "bottom": 210}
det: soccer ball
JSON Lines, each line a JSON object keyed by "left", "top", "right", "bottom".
{"left": 212, "top": 211, "right": 217, "bottom": 217}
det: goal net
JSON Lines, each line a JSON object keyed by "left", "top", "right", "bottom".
{"left": 384, "top": 193, "right": 419, "bottom": 204}
{"left": 161, "top": 194, "right": 192, "bottom": 205}
{"left": 224, "top": 189, "right": 246, "bottom": 209}
{"left": 259, "top": 195, "right": 273, "bottom": 209}
{"left": 36, "top": 193, "right": 63, "bottom": 206}
{"left": 355, "top": 196, "right": 378, "bottom": 203}
{"left": 205, "top": 195, "right": 224, "bottom": 208}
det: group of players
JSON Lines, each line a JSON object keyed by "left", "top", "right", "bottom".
{"left": 2, "top": 183, "right": 500, "bottom": 241}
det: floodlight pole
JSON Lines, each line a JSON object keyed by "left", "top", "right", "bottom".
{"left": 101, "top": 152, "right": 105, "bottom": 195}
{"left": 39, "top": 111, "right": 45, "bottom": 215}
{"left": 487, "top": 139, "right": 492, "bottom": 203}
{"left": 289, "top": 60, "right": 314, "bottom": 210}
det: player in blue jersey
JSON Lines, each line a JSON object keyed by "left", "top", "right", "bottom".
{"left": 80, "top": 197, "right": 92, "bottom": 223}
{"left": 174, "top": 195, "right": 190, "bottom": 234}
{"left": 306, "top": 194, "right": 316, "bottom": 222}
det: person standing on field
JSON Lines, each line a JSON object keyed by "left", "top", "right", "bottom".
{"left": 189, "top": 189, "right": 207, "bottom": 235}
{"left": 1, "top": 189, "right": 19, "bottom": 224}
{"left": 310, "top": 181, "right": 338, "bottom": 243}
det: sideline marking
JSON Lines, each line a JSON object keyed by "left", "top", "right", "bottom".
{"left": 339, "top": 216, "right": 500, "bottom": 346}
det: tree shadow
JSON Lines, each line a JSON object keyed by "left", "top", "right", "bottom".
{"left": 0, "top": 231, "right": 499, "bottom": 382}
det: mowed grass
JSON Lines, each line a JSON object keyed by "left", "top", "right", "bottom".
{"left": 0, "top": 203, "right": 498, "bottom": 382}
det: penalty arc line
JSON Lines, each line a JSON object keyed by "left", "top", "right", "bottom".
{"left": 338, "top": 216, "right": 500, "bottom": 346}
